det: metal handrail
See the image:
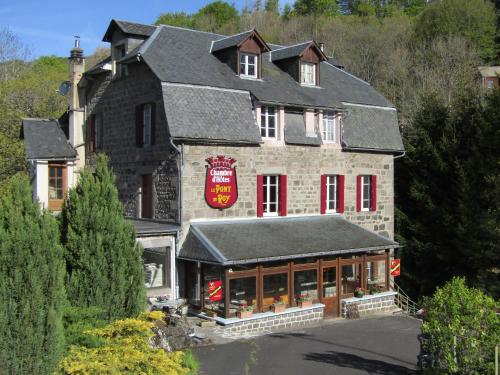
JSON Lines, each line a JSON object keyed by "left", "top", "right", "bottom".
{"left": 390, "top": 280, "right": 419, "bottom": 316}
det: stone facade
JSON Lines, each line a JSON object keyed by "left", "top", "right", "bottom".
{"left": 84, "top": 64, "right": 179, "bottom": 222}
{"left": 214, "top": 304, "right": 324, "bottom": 334}
{"left": 181, "top": 143, "right": 394, "bottom": 239}
{"left": 341, "top": 291, "right": 397, "bottom": 318}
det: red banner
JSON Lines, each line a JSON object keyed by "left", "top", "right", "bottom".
{"left": 390, "top": 259, "right": 401, "bottom": 277}
{"left": 208, "top": 280, "right": 222, "bottom": 302}
{"left": 205, "top": 155, "right": 238, "bottom": 209}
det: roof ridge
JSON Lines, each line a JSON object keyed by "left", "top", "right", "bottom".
{"left": 212, "top": 29, "right": 254, "bottom": 43}
{"left": 270, "top": 40, "right": 313, "bottom": 53}
{"left": 158, "top": 23, "right": 226, "bottom": 37}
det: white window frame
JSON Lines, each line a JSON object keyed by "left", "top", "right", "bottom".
{"left": 143, "top": 103, "right": 152, "bottom": 147}
{"left": 263, "top": 175, "right": 279, "bottom": 216}
{"left": 300, "top": 62, "right": 316, "bottom": 86}
{"left": 361, "top": 175, "right": 371, "bottom": 212}
{"left": 326, "top": 175, "right": 338, "bottom": 213}
{"left": 260, "top": 106, "right": 277, "bottom": 139}
{"left": 322, "top": 112, "right": 336, "bottom": 143}
{"left": 239, "top": 53, "right": 258, "bottom": 78}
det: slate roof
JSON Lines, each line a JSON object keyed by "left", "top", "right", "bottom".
{"left": 162, "top": 83, "right": 262, "bottom": 143}
{"left": 127, "top": 25, "right": 392, "bottom": 109}
{"left": 211, "top": 30, "right": 254, "bottom": 52}
{"left": 342, "top": 104, "right": 404, "bottom": 152}
{"left": 478, "top": 66, "right": 500, "bottom": 77}
{"left": 178, "top": 215, "right": 398, "bottom": 265}
{"left": 271, "top": 41, "right": 325, "bottom": 62}
{"left": 284, "top": 112, "right": 322, "bottom": 146}
{"left": 128, "top": 219, "right": 180, "bottom": 236}
{"left": 103, "top": 20, "right": 156, "bottom": 42}
{"left": 22, "top": 119, "right": 76, "bottom": 160}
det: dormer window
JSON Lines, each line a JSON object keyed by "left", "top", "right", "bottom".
{"left": 300, "top": 62, "right": 316, "bottom": 86}
{"left": 240, "top": 53, "right": 258, "bottom": 78}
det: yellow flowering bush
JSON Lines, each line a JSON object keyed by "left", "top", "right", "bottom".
{"left": 59, "top": 311, "right": 192, "bottom": 375}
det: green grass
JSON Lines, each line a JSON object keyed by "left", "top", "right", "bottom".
{"left": 182, "top": 349, "right": 200, "bottom": 375}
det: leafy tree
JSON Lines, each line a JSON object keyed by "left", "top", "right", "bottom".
{"left": 413, "top": 0, "right": 497, "bottom": 62}
{"left": 193, "top": 1, "right": 239, "bottom": 31}
{"left": 293, "top": 0, "right": 340, "bottom": 17}
{"left": 396, "top": 90, "right": 500, "bottom": 299}
{"left": 421, "top": 277, "right": 499, "bottom": 374}
{"left": 0, "top": 174, "right": 66, "bottom": 374}
{"left": 61, "top": 154, "right": 146, "bottom": 321}
{"left": 155, "top": 12, "right": 194, "bottom": 29}
{"left": 265, "top": 0, "right": 280, "bottom": 14}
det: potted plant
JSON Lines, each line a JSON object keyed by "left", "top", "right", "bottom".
{"left": 296, "top": 293, "right": 313, "bottom": 308}
{"left": 271, "top": 296, "right": 286, "bottom": 313}
{"left": 237, "top": 304, "right": 254, "bottom": 319}
{"left": 354, "top": 287, "right": 365, "bottom": 298}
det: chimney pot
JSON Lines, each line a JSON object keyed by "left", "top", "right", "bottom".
{"left": 319, "top": 42, "right": 325, "bottom": 52}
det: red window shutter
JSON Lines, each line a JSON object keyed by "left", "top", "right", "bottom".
{"left": 371, "top": 175, "right": 377, "bottom": 212}
{"left": 320, "top": 175, "right": 327, "bottom": 214}
{"left": 257, "top": 175, "right": 264, "bottom": 217}
{"left": 356, "top": 175, "right": 362, "bottom": 212}
{"left": 280, "top": 174, "right": 287, "bottom": 216}
{"left": 135, "top": 104, "right": 144, "bottom": 148}
{"left": 338, "top": 175, "right": 345, "bottom": 213}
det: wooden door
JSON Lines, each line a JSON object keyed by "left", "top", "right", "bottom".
{"left": 320, "top": 265, "right": 338, "bottom": 317}
{"left": 142, "top": 174, "right": 153, "bottom": 218}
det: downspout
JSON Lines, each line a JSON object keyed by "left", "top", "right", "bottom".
{"left": 169, "top": 138, "right": 183, "bottom": 300}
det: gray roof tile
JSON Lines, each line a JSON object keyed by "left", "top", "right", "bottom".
{"left": 22, "top": 119, "right": 76, "bottom": 160}
{"left": 178, "top": 215, "right": 398, "bottom": 265}
{"left": 211, "top": 30, "right": 254, "bottom": 52}
{"left": 284, "top": 112, "right": 322, "bottom": 146}
{"left": 270, "top": 41, "right": 323, "bottom": 61}
{"left": 162, "top": 83, "right": 262, "bottom": 143}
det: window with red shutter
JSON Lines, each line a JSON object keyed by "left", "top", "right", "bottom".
{"left": 279, "top": 175, "right": 287, "bottom": 216}
{"left": 320, "top": 175, "right": 327, "bottom": 214}
{"left": 257, "top": 175, "right": 264, "bottom": 217}
{"left": 338, "top": 175, "right": 345, "bottom": 213}
{"left": 356, "top": 175, "right": 362, "bottom": 212}
{"left": 370, "top": 175, "right": 377, "bottom": 212}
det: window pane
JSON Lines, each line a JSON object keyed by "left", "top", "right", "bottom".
{"left": 263, "top": 273, "right": 288, "bottom": 309}
{"left": 322, "top": 267, "right": 337, "bottom": 298}
{"left": 240, "top": 54, "right": 246, "bottom": 64}
{"left": 229, "top": 277, "right": 257, "bottom": 317}
{"left": 143, "top": 247, "right": 168, "bottom": 288}
{"left": 294, "top": 269, "right": 318, "bottom": 302}
{"left": 341, "top": 263, "right": 361, "bottom": 295}
{"left": 367, "top": 259, "right": 386, "bottom": 291}
{"left": 248, "top": 65, "right": 255, "bottom": 76}
{"left": 247, "top": 55, "right": 255, "bottom": 64}
{"left": 203, "top": 264, "right": 224, "bottom": 314}
{"left": 49, "top": 167, "right": 55, "bottom": 178}
{"left": 57, "top": 168, "right": 62, "bottom": 178}
{"left": 268, "top": 127, "right": 275, "bottom": 138}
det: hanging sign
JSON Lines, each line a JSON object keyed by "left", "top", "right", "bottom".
{"left": 205, "top": 155, "right": 238, "bottom": 209}
{"left": 390, "top": 259, "right": 401, "bottom": 277}
{"left": 208, "top": 280, "right": 223, "bottom": 302}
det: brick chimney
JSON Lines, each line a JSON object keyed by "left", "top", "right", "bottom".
{"left": 68, "top": 36, "right": 85, "bottom": 172}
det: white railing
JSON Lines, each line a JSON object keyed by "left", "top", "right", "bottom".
{"left": 390, "top": 280, "right": 419, "bottom": 316}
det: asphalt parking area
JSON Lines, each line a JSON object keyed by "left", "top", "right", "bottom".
{"left": 194, "top": 315, "right": 421, "bottom": 375}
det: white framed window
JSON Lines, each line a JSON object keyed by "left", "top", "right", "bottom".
{"left": 300, "top": 62, "right": 316, "bottom": 85}
{"left": 361, "top": 175, "right": 372, "bottom": 211}
{"left": 260, "top": 106, "right": 277, "bottom": 139}
{"left": 263, "top": 175, "right": 279, "bottom": 216}
{"left": 487, "top": 79, "right": 494, "bottom": 89}
{"left": 326, "top": 175, "right": 338, "bottom": 212}
{"left": 322, "top": 112, "right": 336, "bottom": 142}
{"left": 239, "top": 53, "right": 258, "bottom": 78}
{"left": 143, "top": 103, "right": 152, "bottom": 147}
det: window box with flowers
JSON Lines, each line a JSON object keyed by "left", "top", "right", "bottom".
{"left": 271, "top": 296, "right": 286, "bottom": 313}
{"left": 296, "top": 293, "right": 313, "bottom": 308}
{"left": 237, "top": 304, "right": 254, "bottom": 319}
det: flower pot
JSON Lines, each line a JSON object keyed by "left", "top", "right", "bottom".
{"left": 298, "top": 300, "right": 313, "bottom": 308}
{"left": 271, "top": 304, "right": 286, "bottom": 313}
{"left": 237, "top": 310, "right": 253, "bottom": 319}
{"left": 354, "top": 291, "right": 365, "bottom": 298}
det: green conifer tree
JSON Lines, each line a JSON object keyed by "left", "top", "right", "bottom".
{"left": 0, "top": 174, "right": 65, "bottom": 374}
{"left": 61, "top": 154, "right": 145, "bottom": 320}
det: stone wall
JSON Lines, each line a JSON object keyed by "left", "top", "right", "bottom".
{"left": 181, "top": 144, "right": 394, "bottom": 239}
{"left": 341, "top": 291, "right": 397, "bottom": 318}
{"left": 219, "top": 305, "right": 324, "bottom": 334}
{"left": 84, "top": 63, "right": 179, "bottom": 222}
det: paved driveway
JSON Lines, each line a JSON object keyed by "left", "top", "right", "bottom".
{"left": 194, "top": 315, "right": 421, "bottom": 375}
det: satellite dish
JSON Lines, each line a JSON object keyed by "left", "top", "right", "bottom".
{"left": 58, "top": 81, "right": 70, "bottom": 96}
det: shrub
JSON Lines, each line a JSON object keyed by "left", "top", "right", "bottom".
{"left": 59, "top": 311, "right": 191, "bottom": 374}
{"left": 0, "top": 174, "right": 66, "bottom": 374}
{"left": 63, "top": 306, "right": 108, "bottom": 348}
{"left": 421, "top": 277, "right": 499, "bottom": 374}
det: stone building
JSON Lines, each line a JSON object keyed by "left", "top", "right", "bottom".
{"left": 23, "top": 20, "right": 404, "bottom": 327}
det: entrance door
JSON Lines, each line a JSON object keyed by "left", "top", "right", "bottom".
{"left": 321, "top": 266, "right": 338, "bottom": 317}
{"left": 142, "top": 174, "right": 153, "bottom": 218}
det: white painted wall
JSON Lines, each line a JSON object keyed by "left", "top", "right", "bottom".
{"left": 34, "top": 161, "right": 49, "bottom": 209}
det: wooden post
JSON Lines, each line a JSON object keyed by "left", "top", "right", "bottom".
{"left": 224, "top": 268, "right": 230, "bottom": 318}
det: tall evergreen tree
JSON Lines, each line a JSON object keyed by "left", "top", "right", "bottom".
{"left": 0, "top": 174, "right": 65, "bottom": 374}
{"left": 396, "top": 90, "right": 500, "bottom": 299}
{"left": 61, "top": 154, "right": 145, "bottom": 320}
